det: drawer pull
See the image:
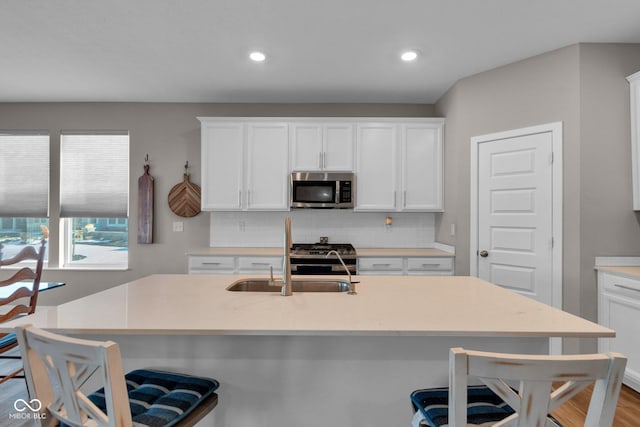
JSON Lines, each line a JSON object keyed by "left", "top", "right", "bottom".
{"left": 202, "top": 262, "right": 222, "bottom": 265}
{"left": 614, "top": 283, "right": 640, "bottom": 293}
{"left": 251, "top": 262, "right": 270, "bottom": 266}
{"left": 421, "top": 263, "right": 440, "bottom": 268}
{"left": 372, "top": 263, "right": 391, "bottom": 267}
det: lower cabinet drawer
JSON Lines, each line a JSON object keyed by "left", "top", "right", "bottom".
{"left": 406, "top": 257, "right": 454, "bottom": 273}
{"left": 358, "top": 257, "right": 403, "bottom": 272}
{"left": 600, "top": 272, "right": 640, "bottom": 296}
{"left": 237, "top": 257, "right": 282, "bottom": 272}
{"left": 188, "top": 256, "right": 235, "bottom": 273}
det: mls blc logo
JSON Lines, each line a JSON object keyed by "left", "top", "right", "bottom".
{"left": 14, "top": 398, "right": 42, "bottom": 412}
{"left": 9, "top": 398, "right": 46, "bottom": 420}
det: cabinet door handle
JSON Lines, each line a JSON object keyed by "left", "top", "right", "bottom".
{"left": 403, "top": 190, "right": 407, "bottom": 208}
{"left": 318, "top": 152, "right": 322, "bottom": 168}
{"left": 614, "top": 283, "right": 640, "bottom": 293}
{"left": 393, "top": 190, "right": 397, "bottom": 208}
{"left": 322, "top": 151, "right": 326, "bottom": 169}
{"left": 238, "top": 190, "right": 242, "bottom": 208}
{"left": 247, "top": 189, "right": 251, "bottom": 206}
{"left": 372, "top": 263, "right": 391, "bottom": 267}
{"left": 202, "top": 262, "right": 221, "bottom": 265}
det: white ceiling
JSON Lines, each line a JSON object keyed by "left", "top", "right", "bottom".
{"left": 3, "top": 0, "right": 640, "bottom": 103}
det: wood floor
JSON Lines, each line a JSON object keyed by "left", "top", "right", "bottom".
{"left": 550, "top": 383, "right": 640, "bottom": 427}
{"left": 1, "top": 350, "right": 639, "bottom": 426}
{"left": 0, "top": 350, "right": 32, "bottom": 427}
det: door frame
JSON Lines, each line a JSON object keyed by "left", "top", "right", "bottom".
{"left": 470, "top": 122, "right": 563, "bottom": 311}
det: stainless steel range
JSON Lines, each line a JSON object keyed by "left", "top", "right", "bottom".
{"left": 290, "top": 243, "right": 357, "bottom": 275}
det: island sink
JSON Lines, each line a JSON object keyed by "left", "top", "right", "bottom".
{"left": 227, "top": 278, "right": 351, "bottom": 293}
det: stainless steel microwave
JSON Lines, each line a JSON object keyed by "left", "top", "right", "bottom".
{"left": 290, "top": 171, "right": 355, "bottom": 209}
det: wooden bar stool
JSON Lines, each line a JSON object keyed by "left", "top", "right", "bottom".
{"left": 410, "top": 347, "right": 626, "bottom": 427}
{"left": 0, "top": 237, "right": 46, "bottom": 384}
{"left": 16, "top": 324, "right": 220, "bottom": 427}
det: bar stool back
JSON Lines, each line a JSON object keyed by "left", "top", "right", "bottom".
{"left": 16, "top": 324, "right": 220, "bottom": 427}
{"left": 410, "top": 347, "right": 627, "bottom": 427}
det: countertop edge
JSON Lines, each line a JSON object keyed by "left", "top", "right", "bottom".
{"left": 187, "top": 247, "right": 455, "bottom": 257}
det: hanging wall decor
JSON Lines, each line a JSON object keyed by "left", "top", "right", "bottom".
{"left": 168, "top": 161, "right": 201, "bottom": 217}
{"left": 137, "top": 154, "right": 154, "bottom": 244}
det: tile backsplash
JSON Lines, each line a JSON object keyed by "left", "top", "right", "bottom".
{"left": 210, "top": 210, "right": 435, "bottom": 247}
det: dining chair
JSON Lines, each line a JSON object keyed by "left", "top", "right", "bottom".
{"left": 0, "top": 237, "right": 47, "bottom": 384}
{"left": 15, "top": 324, "right": 220, "bottom": 427}
{"left": 410, "top": 347, "right": 627, "bottom": 427}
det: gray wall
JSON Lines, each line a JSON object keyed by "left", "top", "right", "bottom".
{"left": 0, "top": 103, "right": 434, "bottom": 305}
{"left": 435, "top": 43, "right": 640, "bottom": 352}
{"left": 579, "top": 44, "right": 640, "bottom": 322}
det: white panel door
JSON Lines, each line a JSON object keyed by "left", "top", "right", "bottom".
{"left": 323, "top": 123, "right": 354, "bottom": 171}
{"left": 477, "top": 131, "right": 553, "bottom": 304}
{"left": 401, "top": 124, "right": 443, "bottom": 211}
{"left": 246, "top": 123, "right": 289, "bottom": 210}
{"left": 355, "top": 124, "right": 397, "bottom": 210}
{"left": 201, "top": 123, "right": 244, "bottom": 210}
{"left": 290, "top": 123, "right": 323, "bottom": 171}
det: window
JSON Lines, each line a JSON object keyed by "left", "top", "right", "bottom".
{"left": 60, "top": 131, "right": 129, "bottom": 268}
{"left": 0, "top": 132, "right": 49, "bottom": 262}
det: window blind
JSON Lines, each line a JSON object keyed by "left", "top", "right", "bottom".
{"left": 60, "top": 131, "right": 129, "bottom": 218}
{"left": 0, "top": 132, "right": 50, "bottom": 217}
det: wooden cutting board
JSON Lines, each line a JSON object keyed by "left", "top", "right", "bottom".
{"left": 168, "top": 174, "right": 201, "bottom": 217}
{"left": 137, "top": 164, "right": 154, "bottom": 243}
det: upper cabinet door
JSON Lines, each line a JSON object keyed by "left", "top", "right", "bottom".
{"left": 290, "top": 123, "right": 354, "bottom": 171}
{"left": 246, "top": 123, "right": 290, "bottom": 210}
{"left": 401, "top": 123, "right": 444, "bottom": 211}
{"left": 201, "top": 122, "right": 244, "bottom": 210}
{"left": 290, "top": 124, "right": 323, "bottom": 170}
{"left": 355, "top": 123, "right": 398, "bottom": 210}
{"left": 323, "top": 124, "right": 354, "bottom": 171}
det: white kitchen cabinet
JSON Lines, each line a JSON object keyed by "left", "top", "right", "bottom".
{"left": 237, "top": 256, "right": 283, "bottom": 274}
{"left": 188, "top": 254, "right": 283, "bottom": 275}
{"left": 628, "top": 71, "right": 640, "bottom": 210}
{"left": 199, "top": 119, "right": 289, "bottom": 211}
{"left": 188, "top": 255, "right": 236, "bottom": 274}
{"left": 290, "top": 123, "right": 354, "bottom": 171}
{"left": 406, "top": 257, "right": 453, "bottom": 275}
{"left": 358, "top": 256, "right": 404, "bottom": 275}
{"left": 597, "top": 270, "right": 640, "bottom": 392}
{"left": 358, "top": 256, "right": 454, "bottom": 276}
{"left": 246, "top": 123, "right": 289, "bottom": 210}
{"left": 355, "top": 119, "right": 444, "bottom": 212}
{"left": 200, "top": 122, "right": 244, "bottom": 210}
{"left": 200, "top": 117, "right": 444, "bottom": 212}
{"left": 355, "top": 123, "right": 398, "bottom": 210}
{"left": 401, "top": 123, "right": 443, "bottom": 211}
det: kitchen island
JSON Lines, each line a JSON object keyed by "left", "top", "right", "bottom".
{"left": 1, "top": 274, "right": 613, "bottom": 427}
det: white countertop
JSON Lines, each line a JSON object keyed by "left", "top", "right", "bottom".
{"left": 187, "top": 247, "right": 283, "bottom": 256}
{"left": 355, "top": 248, "right": 453, "bottom": 257}
{"left": 187, "top": 247, "right": 454, "bottom": 257}
{"left": 1, "top": 274, "right": 612, "bottom": 338}
{"left": 595, "top": 265, "right": 640, "bottom": 280}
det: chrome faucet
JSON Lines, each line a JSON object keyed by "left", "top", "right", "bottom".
{"left": 281, "top": 217, "right": 293, "bottom": 296}
{"left": 326, "top": 250, "right": 356, "bottom": 295}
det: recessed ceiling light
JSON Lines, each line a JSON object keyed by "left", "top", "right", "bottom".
{"left": 401, "top": 50, "right": 418, "bottom": 62}
{"left": 249, "top": 51, "right": 266, "bottom": 62}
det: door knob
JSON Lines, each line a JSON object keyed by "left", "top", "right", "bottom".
{"left": 479, "top": 250, "right": 489, "bottom": 258}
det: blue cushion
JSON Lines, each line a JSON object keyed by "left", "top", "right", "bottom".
{"left": 410, "top": 385, "right": 562, "bottom": 427}
{"left": 0, "top": 332, "right": 17, "bottom": 350}
{"left": 87, "top": 369, "right": 219, "bottom": 427}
